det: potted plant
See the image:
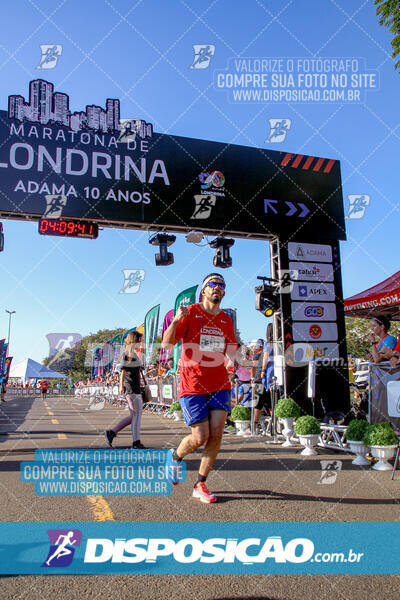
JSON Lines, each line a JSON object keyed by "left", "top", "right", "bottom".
{"left": 346, "top": 419, "right": 370, "bottom": 466}
{"left": 294, "top": 415, "right": 321, "bottom": 456}
{"left": 231, "top": 405, "right": 252, "bottom": 436}
{"left": 363, "top": 422, "right": 398, "bottom": 471}
{"left": 169, "top": 400, "right": 182, "bottom": 421}
{"left": 275, "top": 398, "right": 301, "bottom": 447}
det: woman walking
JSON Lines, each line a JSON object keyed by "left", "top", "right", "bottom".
{"left": 105, "top": 331, "right": 147, "bottom": 449}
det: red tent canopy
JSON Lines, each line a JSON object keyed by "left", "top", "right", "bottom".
{"left": 344, "top": 271, "right": 400, "bottom": 320}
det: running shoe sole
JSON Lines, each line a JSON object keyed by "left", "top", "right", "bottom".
{"left": 192, "top": 486, "right": 217, "bottom": 504}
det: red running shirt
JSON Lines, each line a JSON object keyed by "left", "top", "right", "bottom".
{"left": 174, "top": 303, "right": 237, "bottom": 396}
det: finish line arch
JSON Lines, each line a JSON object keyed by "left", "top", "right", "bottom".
{"left": 0, "top": 78, "right": 349, "bottom": 416}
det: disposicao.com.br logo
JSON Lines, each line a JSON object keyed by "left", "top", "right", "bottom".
{"left": 82, "top": 535, "right": 363, "bottom": 566}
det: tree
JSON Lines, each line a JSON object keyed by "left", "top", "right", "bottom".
{"left": 375, "top": 0, "right": 400, "bottom": 72}
{"left": 44, "top": 328, "right": 126, "bottom": 383}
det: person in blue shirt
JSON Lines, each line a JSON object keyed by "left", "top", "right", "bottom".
{"left": 368, "top": 315, "right": 397, "bottom": 363}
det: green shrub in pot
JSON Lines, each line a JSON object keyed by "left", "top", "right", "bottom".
{"left": 346, "top": 419, "right": 369, "bottom": 442}
{"left": 231, "top": 405, "right": 251, "bottom": 421}
{"left": 169, "top": 400, "right": 181, "bottom": 413}
{"left": 294, "top": 415, "right": 321, "bottom": 436}
{"left": 363, "top": 422, "right": 398, "bottom": 446}
{"left": 275, "top": 398, "right": 301, "bottom": 419}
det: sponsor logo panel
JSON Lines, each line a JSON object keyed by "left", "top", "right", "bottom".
{"left": 292, "top": 322, "right": 338, "bottom": 342}
{"left": 289, "top": 262, "right": 334, "bottom": 282}
{"left": 288, "top": 242, "right": 332, "bottom": 263}
{"left": 291, "top": 302, "right": 337, "bottom": 321}
{"left": 387, "top": 381, "right": 400, "bottom": 418}
{"left": 290, "top": 282, "right": 336, "bottom": 301}
{"left": 290, "top": 342, "right": 340, "bottom": 361}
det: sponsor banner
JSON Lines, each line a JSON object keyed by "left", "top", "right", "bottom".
{"left": 0, "top": 80, "right": 346, "bottom": 241}
{"left": 158, "top": 309, "right": 174, "bottom": 365}
{"left": 387, "top": 380, "right": 400, "bottom": 419}
{"left": 288, "top": 242, "right": 332, "bottom": 263}
{"left": 291, "top": 342, "right": 340, "bottom": 361}
{"left": 0, "top": 342, "right": 8, "bottom": 383}
{"left": 291, "top": 282, "right": 336, "bottom": 301}
{"left": 344, "top": 291, "right": 400, "bottom": 312}
{"left": 144, "top": 305, "right": 160, "bottom": 366}
{"left": 173, "top": 285, "right": 198, "bottom": 372}
{"left": 291, "top": 302, "right": 337, "bottom": 322}
{"left": 0, "top": 522, "right": 398, "bottom": 574}
{"left": 289, "top": 262, "right": 334, "bottom": 282}
{"left": 292, "top": 322, "right": 338, "bottom": 342}
{"left": 162, "top": 385, "right": 173, "bottom": 400}
{"left": 370, "top": 363, "right": 400, "bottom": 427}
{"left": 149, "top": 384, "right": 158, "bottom": 398}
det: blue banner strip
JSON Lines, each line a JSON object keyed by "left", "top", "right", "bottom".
{"left": 0, "top": 522, "right": 399, "bottom": 574}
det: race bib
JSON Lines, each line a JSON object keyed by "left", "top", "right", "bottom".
{"left": 199, "top": 334, "right": 225, "bottom": 352}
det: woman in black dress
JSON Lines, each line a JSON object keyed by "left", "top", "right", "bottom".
{"left": 105, "top": 330, "right": 146, "bottom": 448}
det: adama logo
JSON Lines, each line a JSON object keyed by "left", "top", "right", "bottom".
{"left": 309, "top": 325, "right": 322, "bottom": 340}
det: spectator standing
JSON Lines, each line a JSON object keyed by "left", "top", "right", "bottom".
{"left": 368, "top": 316, "right": 397, "bottom": 363}
{"left": 249, "top": 338, "right": 269, "bottom": 434}
{"left": 105, "top": 331, "right": 146, "bottom": 449}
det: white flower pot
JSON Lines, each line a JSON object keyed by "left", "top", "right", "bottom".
{"left": 234, "top": 420, "right": 251, "bottom": 436}
{"left": 370, "top": 445, "right": 398, "bottom": 471}
{"left": 347, "top": 440, "right": 370, "bottom": 466}
{"left": 298, "top": 434, "right": 320, "bottom": 456}
{"left": 173, "top": 410, "right": 183, "bottom": 421}
{"left": 280, "top": 417, "right": 295, "bottom": 447}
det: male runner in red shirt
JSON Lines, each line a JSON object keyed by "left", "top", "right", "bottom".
{"left": 40, "top": 379, "right": 48, "bottom": 400}
{"left": 162, "top": 273, "right": 238, "bottom": 503}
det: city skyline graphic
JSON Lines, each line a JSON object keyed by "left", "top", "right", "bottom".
{"left": 7, "top": 79, "right": 153, "bottom": 138}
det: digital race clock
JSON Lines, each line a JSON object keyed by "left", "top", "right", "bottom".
{"left": 38, "top": 219, "right": 99, "bottom": 239}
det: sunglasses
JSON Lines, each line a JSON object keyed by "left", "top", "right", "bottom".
{"left": 207, "top": 281, "right": 226, "bottom": 289}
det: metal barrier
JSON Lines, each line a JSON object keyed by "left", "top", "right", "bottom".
{"left": 73, "top": 376, "right": 179, "bottom": 412}
{"left": 5, "top": 388, "right": 74, "bottom": 396}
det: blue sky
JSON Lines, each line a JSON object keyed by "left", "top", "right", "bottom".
{"left": 0, "top": 0, "right": 399, "bottom": 365}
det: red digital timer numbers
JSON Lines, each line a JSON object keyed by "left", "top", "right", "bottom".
{"left": 38, "top": 219, "right": 99, "bottom": 239}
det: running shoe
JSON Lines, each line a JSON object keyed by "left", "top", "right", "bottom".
{"left": 132, "top": 441, "right": 148, "bottom": 449}
{"left": 105, "top": 430, "right": 116, "bottom": 447}
{"left": 165, "top": 449, "right": 182, "bottom": 486}
{"left": 192, "top": 481, "right": 217, "bottom": 504}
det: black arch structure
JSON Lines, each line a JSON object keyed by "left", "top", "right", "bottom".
{"left": 0, "top": 80, "right": 349, "bottom": 416}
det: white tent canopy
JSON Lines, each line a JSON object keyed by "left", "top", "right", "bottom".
{"left": 9, "top": 358, "right": 68, "bottom": 383}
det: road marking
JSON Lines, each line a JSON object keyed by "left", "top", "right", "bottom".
{"left": 86, "top": 496, "right": 115, "bottom": 521}
{"left": 51, "top": 419, "right": 59, "bottom": 425}
{"left": 57, "top": 433, "right": 67, "bottom": 439}
{"left": 48, "top": 411, "right": 54, "bottom": 416}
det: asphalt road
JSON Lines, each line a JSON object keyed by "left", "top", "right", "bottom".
{"left": 0, "top": 393, "right": 399, "bottom": 600}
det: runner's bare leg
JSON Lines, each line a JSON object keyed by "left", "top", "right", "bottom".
{"left": 198, "top": 409, "right": 227, "bottom": 477}
{"left": 176, "top": 421, "right": 210, "bottom": 457}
